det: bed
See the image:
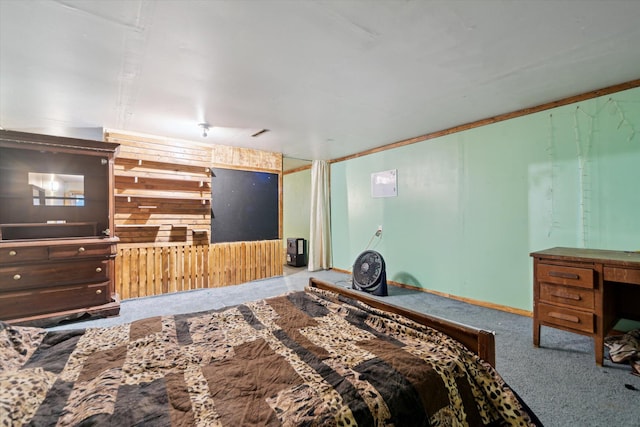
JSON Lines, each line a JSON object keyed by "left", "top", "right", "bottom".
{"left": 0, "top": 277, "right": 541, "bottom": 426}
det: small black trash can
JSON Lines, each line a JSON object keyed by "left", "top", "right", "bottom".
{"left": 286, "top": 238, "right": 307, "bottom": 267}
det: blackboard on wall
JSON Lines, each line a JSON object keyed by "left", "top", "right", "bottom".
{"left": 211, "top": 167, "right": 279, "bottom": 243}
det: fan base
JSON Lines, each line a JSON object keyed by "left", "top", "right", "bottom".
{"left": 352, "top": 271, "right": 388, "bottom": 296}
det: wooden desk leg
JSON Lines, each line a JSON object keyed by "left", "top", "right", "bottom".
{"left": 533, "top": 319, "right": 540, "bottom": 347}
{"left": 595, "top": 336, "right": 604, "bottom": 366}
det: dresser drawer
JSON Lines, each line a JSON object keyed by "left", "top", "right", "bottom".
{"left": 538, "top": 302, "right": 594, "bottom": 333}
{"left": 0, "top": 260, "right": 109, "bottom": 290}
{"left": 537, "top": 263, "right": 594, "bottom": 289}
{"left": 0, "top": 282, "right": 110, "bottom": 320}
{"left": 539, "top": 283, "right": 594, "bottom": 310}
{"left": 0, "top": 246, "right": 49, "bottom": 264}
{"left": 49, "top": 243, "right": 113, "bottom": 259}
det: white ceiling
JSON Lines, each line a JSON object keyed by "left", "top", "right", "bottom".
{"left": 2, "top": 1, "right": 640, "bottom": 171}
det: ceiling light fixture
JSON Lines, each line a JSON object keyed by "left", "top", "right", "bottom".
{"left": 199, "top": 123, "right": 210, "bottom": 137}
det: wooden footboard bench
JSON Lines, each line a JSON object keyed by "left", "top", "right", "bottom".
{"left": 309, "top": 277, "right": 496, "bottom": 367}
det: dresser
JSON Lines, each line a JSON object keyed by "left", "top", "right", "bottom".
{"left": 531, "top": 247, "right": 640, "bottom": 365}
{"left": 0, "top": 130, "right": 120, "bottom": 326}
{"left": 0, "top": 238, "right": 119, "bottom": 324}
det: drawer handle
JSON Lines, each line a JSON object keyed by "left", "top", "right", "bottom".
{"left": 550, "top": 291, "right": 581, "bottom": 301}
{"left": 96, "top": 267, "right": 102, "bottom": 273}
{"left": 78, "top": 247, "right": 86, "bottom": 253}
{"left": 549, "top": 311, "right": 580, "bottom": 323}
{"left": 548, "top": 271, "right": 580, "bottom": 280}
{"left": 13, "top": 274, "right": 21, "bottom": 280}
{"left": 9, "top": 250, "right": 17, "bottom": 256}
{"left": 96, "top": 289, "right": 102, "bottom": 295}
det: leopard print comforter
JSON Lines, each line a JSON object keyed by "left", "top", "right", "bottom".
{"left": 0, "top": 286, "right": 540, "bottom": 426}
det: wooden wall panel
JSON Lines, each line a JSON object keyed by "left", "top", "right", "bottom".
{"left": 105, "top": 131, "right": 211, "bottom": 244}
{"left": 105, "top": 130, "right": 282, "bottom": 244}
{"left": 115, "top": 240, "right": 283, "bottom": 299}
{"left": 211, "top": 143, "right": 282, "bottom": 172}
{"left": 105, "top": 130, "right": 284, "bottom": 297}
{"left": 106, "top": 132, "right": 213, "bottom": 168}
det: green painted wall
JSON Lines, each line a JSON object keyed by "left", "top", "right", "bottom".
{"left": 331, "top": 87, "right": 640, "bottom": 311}
{"left": 283, "top": 168, "right": 311, "bottom": 251}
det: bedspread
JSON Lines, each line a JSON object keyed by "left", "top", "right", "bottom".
{"left": 0, "top": 286, "right": 539, "bottom": 426}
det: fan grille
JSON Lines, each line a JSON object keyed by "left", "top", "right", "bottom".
{"left": 353, "top": 250, "right": 384, "bottom": 288}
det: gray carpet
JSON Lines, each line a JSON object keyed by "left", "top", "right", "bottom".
{"left": 49, "top": 267, "right": 640, "bottom": 426}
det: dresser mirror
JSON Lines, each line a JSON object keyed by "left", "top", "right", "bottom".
{"left": 28, "top": 172, "right": 85, "bottom": 206}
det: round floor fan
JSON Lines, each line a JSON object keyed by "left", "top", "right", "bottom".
{"left": 352, "top": 250, "right": 388, "bottom": 296}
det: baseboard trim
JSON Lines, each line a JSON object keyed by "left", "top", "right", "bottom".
{"left": 331, "top": 267, "right": 532, "bottom": 318}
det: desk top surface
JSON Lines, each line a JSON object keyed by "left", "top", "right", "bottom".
{"left": 530, "top": 247, "right": 640, "bottom": 267}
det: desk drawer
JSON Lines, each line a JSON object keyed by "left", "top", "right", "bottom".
{"left": 537, "top": 263, "right": 594, "bottom": 289}
{"left": 538, "top": 302, "right": 594, "bottom": 333}
{"left": 604, "top": 267, "right": 640, "bottom": 285}
{"left": 540, "top": 283, "right": 594, "bottom": 310}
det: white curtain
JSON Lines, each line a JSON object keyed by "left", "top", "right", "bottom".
{"left": 308, "top": 160, "right": 332, "bottom": 271}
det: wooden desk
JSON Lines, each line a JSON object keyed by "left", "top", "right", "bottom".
{"left": 531, "top": 247, "right": 640, "bottom": 365}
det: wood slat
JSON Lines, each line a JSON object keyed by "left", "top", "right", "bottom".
{"left": 211, "top": 143, "right": 282, "bottom": 171}
{"left": 115, "top": 175, "right": 210, "bottom": 192}
{"left": 116, "top": 193, "right": 210, "bottom": 201}
{"left": 107, "top": 135, "right": 211, "bottom": 169}
{"left": 115, "top": 214, "right": 208, "bottom": 221}
{"left": 115, "top": 159, "right": 210, "bottom": 178}
{"left": 110, "top": 136, "right": 208, "bottom": 158}
{"left": 116, "top": 201, "right": 208, "bottom": 216}
{"left": 118, "top": 150, "right": 210, "bottom": 168}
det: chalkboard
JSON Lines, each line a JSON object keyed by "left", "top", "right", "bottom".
{"left": 211, "top": 168, "right": 279, "bottom": 243}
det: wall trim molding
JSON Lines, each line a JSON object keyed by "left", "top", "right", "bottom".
{"left": 330, "top": 267, "right": 533, "bottom": 317}
{"left": 284, "top": 164, "right": 312, "bottom": 175}
{"left": 330, "top": 78, "right": 640, "bottom": 165}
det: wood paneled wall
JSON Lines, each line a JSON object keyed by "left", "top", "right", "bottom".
{"left": 115, "top": 240, "right": 283, "bottom": 299}
{"left": 211, "top": 144, "right": 282, "bottom": 171}
{"left": 105, "top": 131, "right": 213, "bottom": 244}
{"left": 103, "top": 130, "right": 283, "bottom": 298}
{"left": 105, "top": 130, "right": 282, "bottom": 244}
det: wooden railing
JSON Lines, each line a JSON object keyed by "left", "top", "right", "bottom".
{"left": 114, "top": 240, "right": 283, "bottom": 300}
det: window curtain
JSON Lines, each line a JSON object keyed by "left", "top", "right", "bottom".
{"left": 308, "top": 159, "right": 331, "bottom": 271}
